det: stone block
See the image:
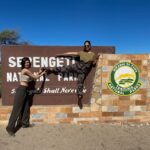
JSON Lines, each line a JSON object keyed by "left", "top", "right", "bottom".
{"left": 47, "top": 107, "right": 62, "bottom": 113}
{"left": 31, "top": 113, "right": 44, "bottom": 119}
{"left": 135, "top": 111, "right": 150, "bottom": 116}
{"left": 119, "top": 96, "right": 130, "bottom": 100}
{"left": 140, "top": 72, "right": 148, "bottom": 78}
{"left": 131, "top": 60, "right": 142, "bottom": 66}
{"left": 113, "top": 112, "right": 124, "bottom": 116}
{"left": 31, "top": 108, "right": 39, "bottom": 113}
{"left": 129, "top": 106, "right": 146, "bottom": 111}
{"left": 147, "top": 89, "right": 150, "bottom": 97}
{"left": 102, "top": 82, "right": 108, "bottom": 89}
{"left": 102, "top": 66, "right": 112, "bottom": 72}
{"left": 48, "top": 113, "right": 56, "bottom": 118}
{"left": 130, "top": 94, "right": 142, "bottom": 100}
{"left": 102, "top": 94, "right": 119, "bottom": 100}
{"left": 91, "top": 92, "right": 101, "bottom": 99}
{"left": 142, "top": 60, "right": 148, "bottom": 66}
{"left": 146, "top": 105, "right": 150, "bottom": 111}
{"left": 56, "top": 113, "right": 67, "bottom": 119}
{"left": 102, "top": 59, "right": 108, "bottom": 65}
{"left": 118, "top": 100, "right": 135, "bottom": 105}
{"left": 67, "top": 113, "right": 79, "bottom": 118}
{"left": 0, "top": 114, "right": 9, "bottom": 120}
{"left": 135, "top": 100, "right": 147, "bottom": 105}
{"left": 93, "top": 87, "right": 101, "bottom": 93}
{"left": 120, "top": 60, "right": 131, "bottom": 63}
{"left": 124, "top": 111, "right": 135, "bottom": 117}
{"left": 95, "top": 69, "right": 102, "bottom": 75}
{"left": 140, "top": 77, "right": 148, "bottom": 88}
{"left": 136, "top": 89, "right": 147, "bottom": 95}
{"left": 96, "top": 98, "right": 102, "bottom": 105}
{"left": 102, "top": 112, "right": 114, "bottom": 116}
{"left": 58, "top": 118, "right": 73, "bottom": 123}
{"left": 102, "top": 106, "right": 118, "bottom": 112}
{"left": 108, "top": 60, "right": 118, "bottom": 66}
{"left": 102, "top": 89, "right": 112, "bottom": 94}
{"left": 0, "top": 120, "right": 8, "bottom": 125}
{"left": 113, "top": 100, "right": 119, "bottom": 105}
{"left": 102, "top": 73, "right": 109, "bottom": 79}
{"left": 103, "top": 54, "right": 119, "bottom": 60}
{"left": 91, "top": 103, "right": 100, "bottom": 111}
{"left": 60, "top": 107, "right": 73, "bottom": 113}
{"left": 31, "top": 119, "right": 44, "bottom": 123}
{"left": 101, "top": 99, "right": 113, "bottom": 105}
{"left": 73, "top": 117, "right": 99, "bottom": 124}
{"left": 0, "top": 108, "right": 12, "bottom": 114}
{"left": 79, "top": 112, "right": 101, "bottom": 117}
{"left": 90, "top": 98, "right": 96, "bottom": 104}
{"left": 94, "top": 79, "right": 101, "bottom": 85}
{"left": 118, "top": 105, "right": 129, "bottom": 111}
{"left": 72, "top": 106, "right": 91, "bottom": 113}
{"left": 131, "top": 54, "right": 148, "bottom": 60}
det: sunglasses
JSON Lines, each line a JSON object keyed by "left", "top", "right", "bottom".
{"left": 85, "top": 45, "right": 90, "bottom": 47}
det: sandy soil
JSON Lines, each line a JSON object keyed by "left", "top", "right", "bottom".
{"left": 1, "top": 123, "right": 150, "bottom": 150}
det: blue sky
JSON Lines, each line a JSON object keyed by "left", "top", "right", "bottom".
{"left": 0, "top": 0, "right": 150, "bottom": 54}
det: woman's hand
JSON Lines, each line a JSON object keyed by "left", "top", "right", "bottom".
{"left": 38, "top": 68, "right": 46, "bottom": 75}
{"left": 41, "top": 70, "right": 47, "bottom": 75}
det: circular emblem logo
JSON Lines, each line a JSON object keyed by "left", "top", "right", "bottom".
{"left": 107, "top": 62, "right": 142, "bottom": 96}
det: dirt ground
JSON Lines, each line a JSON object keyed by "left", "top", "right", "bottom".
{"left": 1, "top": 123, "right": 150, "bottom": 150}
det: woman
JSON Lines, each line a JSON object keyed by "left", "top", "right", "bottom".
{"left": 49, "top": 40, "right": 98, "bottom": 109}
{"left": 6, "top": 57, "right": 46, "bottom": 136}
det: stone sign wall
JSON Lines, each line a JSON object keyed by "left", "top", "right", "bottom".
{"left": 1, "top": 54, "right": 150, "bottom": 125}
{"left": 91, "top": 54, "right": 150, "bottom": 122}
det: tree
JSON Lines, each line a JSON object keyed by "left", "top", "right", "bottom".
{"left": 0, "top": 29, "right": 29, "bottom": 45}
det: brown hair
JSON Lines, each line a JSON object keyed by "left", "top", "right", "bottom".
{"left": 21, "top": 57, "right": 31, "bottom": 69}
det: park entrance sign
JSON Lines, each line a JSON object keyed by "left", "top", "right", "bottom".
{"left": 1, "top": 45, "right": 115, "bottom": 105}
